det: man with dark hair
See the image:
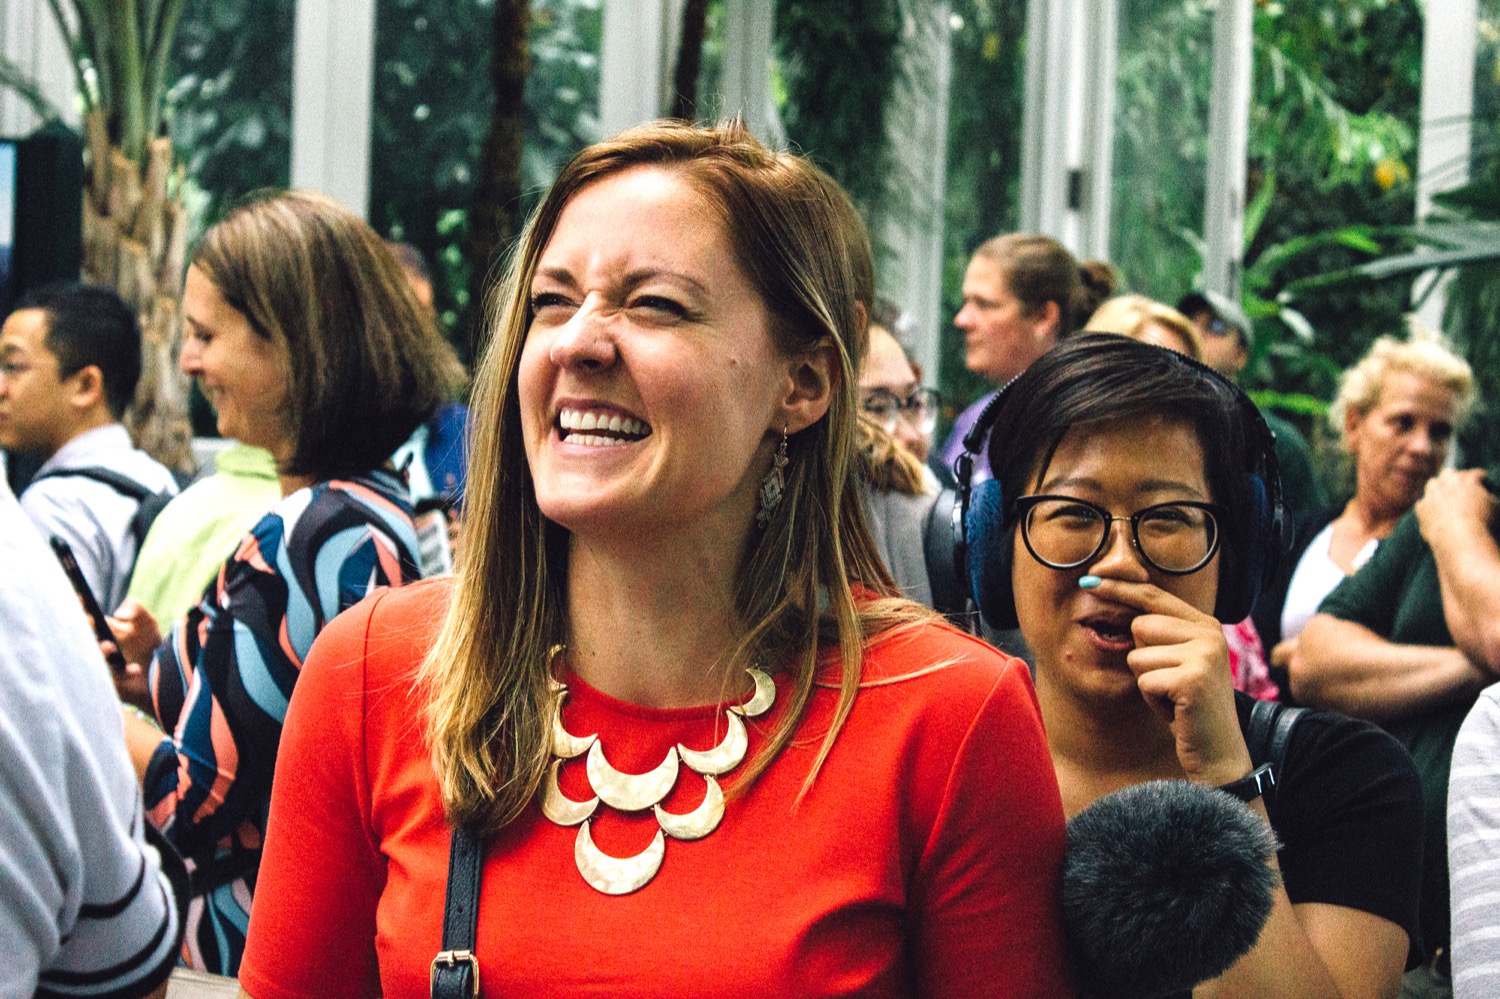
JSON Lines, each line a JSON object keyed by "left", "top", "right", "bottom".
{"left": 0, "top": 282, "right": 177, "bottom": 612}
{"left": 1178, "top": 289, "right": 1325, "bottom": 525}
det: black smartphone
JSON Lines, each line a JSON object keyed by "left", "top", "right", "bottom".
{"left": 49, "top": 535, "right": 129, "bottom": 673}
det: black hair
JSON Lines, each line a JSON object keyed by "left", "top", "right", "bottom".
{"left": 15, "top": 282, "right": 142, "bottom": 419}
{"left": 987, "top": 334, "right": 1264, "bottom": 587}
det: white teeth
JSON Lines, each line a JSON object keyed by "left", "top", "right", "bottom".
{"left": 557, "top": 407, "right": 651, "bottom": 439}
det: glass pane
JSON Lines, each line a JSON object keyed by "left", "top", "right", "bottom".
{"left": 168, "top": 0, "right": 295, "bottom": 229}
{"left": 369, "top": 0, "right": 601, "bottom": 333}
{"left": 1109, "top": 0, "right": 1213, "bottom": 303}
{"left": 939, "top": 0, "right": 1028, "bottom": 420}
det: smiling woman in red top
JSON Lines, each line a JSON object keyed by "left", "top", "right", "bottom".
{"left": 237, "top": 121, "right": 1073, "bottom": 998}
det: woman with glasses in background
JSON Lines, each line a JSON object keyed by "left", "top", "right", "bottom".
{"left": 856, "top": 319, "right": 944, "bottom": 606}
{"left": 971, "top": 335, "right": 1423, "bottom": 996}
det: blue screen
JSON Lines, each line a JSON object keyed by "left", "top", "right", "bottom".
{"left": 0, "top": 141, "right": 15, "bottom": 315}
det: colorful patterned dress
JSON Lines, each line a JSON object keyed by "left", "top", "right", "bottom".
{"left": 142, "top": 469, "right": 421, "bottom": 974}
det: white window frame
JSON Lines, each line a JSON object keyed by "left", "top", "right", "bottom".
{"left": 290, "top": 0, "right": 377, "bottom": 219}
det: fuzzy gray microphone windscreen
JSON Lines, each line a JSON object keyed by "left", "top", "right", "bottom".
{"left": 1061, "top": 779, "right": 1281, "bottom": 998}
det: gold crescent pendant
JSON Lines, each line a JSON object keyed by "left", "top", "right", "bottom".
{"left": 575, "top": 821, "right": 666, "bottom": 895}
{"left": 654, "top": 775, "right": 725, "bottom": 841}
{"left": 586, "top": 741, "right": 679, "bottom": 811}
{"left": 677, "top": 711, "right": 748, "bottom": 776}
{"left": 550, "top": 692, "right": 597, "bottom": 759}
{"left": 730, "top": 667, "right": 776, "bottom": 718}
{"left": 541, "top": 760, "right": 597, "bottom": 826}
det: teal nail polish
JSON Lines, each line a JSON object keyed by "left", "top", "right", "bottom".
{"left": 1078, "top": 575, "right": 1103, "bottom": 589}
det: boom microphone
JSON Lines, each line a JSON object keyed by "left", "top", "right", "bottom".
{"left": 1061, "top": 779, "right": 1280, "bottom": 998}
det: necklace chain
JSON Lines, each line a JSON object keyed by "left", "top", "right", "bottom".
{"left": 541, "top": 667, "right": 776, "bottom": 895}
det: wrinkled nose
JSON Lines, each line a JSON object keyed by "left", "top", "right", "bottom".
{"left": 549, "top": 298, "right": 617, "bottom": 372}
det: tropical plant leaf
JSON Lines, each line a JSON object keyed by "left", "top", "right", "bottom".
{"left": 1285, "top": 238, "right": 1500, "bottom": 295}
{"left": 0, "top": 56, "right": 63, "bottom": 122}
{"left": 1247, "top": 389, "right": 1331, "bottom": 419}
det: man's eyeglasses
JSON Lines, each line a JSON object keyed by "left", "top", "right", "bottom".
{"left": 1011, "top": 495, "right": 1224, "bottom": 575}
{"left": 861, "top": 387, "right": 940, "bottom": 437}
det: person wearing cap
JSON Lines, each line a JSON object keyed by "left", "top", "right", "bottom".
{"left": 1178, "top": 290, "right": 1325, "bottom": 525}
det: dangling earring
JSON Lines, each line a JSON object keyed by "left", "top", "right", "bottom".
{"left": 756, "top": 428, "right": 790, "bottom": 528}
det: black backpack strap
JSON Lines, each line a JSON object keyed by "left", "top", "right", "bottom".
{"left": 32, "top": 465, "right": 155, "bottom": 502}
{"left": 431, "top": 824, "right": 484, "bottom": 999}
{"left": 33, "top": 465, "right": 173, "bottom": 587}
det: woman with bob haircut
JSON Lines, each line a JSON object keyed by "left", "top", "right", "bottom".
{"left": 112, "top": 190, "right": 462, "bottom": 974}
{"left": 238, "top": 121, "right": 1073, "bottom": 997}
{"left": 1258, "top": 327, "right": 1473, "bottom": 656}
{"left": 978, "top": 335, "right": 1424, "bottom": 996}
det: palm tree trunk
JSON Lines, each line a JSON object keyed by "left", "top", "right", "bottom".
{"left": 80, "top": 108, "right": 194, "bottom": 474}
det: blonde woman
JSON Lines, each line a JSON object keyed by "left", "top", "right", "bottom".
{"left": 239, "top": 122, "right": 1073, "bottom": 997}
{"left": 1086, "top": 293, "right": 1206, "bottom": 360}
{"left": 1263, "top": 328, "right": 1473, "bottom": 660}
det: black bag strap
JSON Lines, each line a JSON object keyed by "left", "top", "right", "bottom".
{"left": 1245, "top": 698, "right": 1307, "bottom": 809}
{"left": 32, "top": 465, "right": 173, "bottom": 588}
{"left": 431, "top": 824, "right": 484, "bottom": 999}
{"left": 33, "top": 465, "right": 155, "bottom": 502}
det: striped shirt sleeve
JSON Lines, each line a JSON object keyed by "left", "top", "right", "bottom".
{"left": 1450, "top": 682, "right": 1500, "bottom": 999}
{"left": 1, "top": 484, "right": 181, "bottom": 999}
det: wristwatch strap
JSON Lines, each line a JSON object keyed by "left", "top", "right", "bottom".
{"left": 1217, "top": 762, "right": 1276, "bottom": 803}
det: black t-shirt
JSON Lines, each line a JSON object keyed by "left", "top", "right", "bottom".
{"left": 1237, "top": 692, "right": 1426, "bottom": 965}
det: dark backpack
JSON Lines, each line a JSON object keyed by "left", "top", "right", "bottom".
{"left": 30, "top": 466, "right": 176, "bottom": 587}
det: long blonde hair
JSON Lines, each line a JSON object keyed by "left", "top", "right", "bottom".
{"left": 421, "top": 121, "right": 932, "bottom": 833}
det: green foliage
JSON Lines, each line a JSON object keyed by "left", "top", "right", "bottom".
{"left": 0, "top": 56, "right": 64, "bottom": 122}
{"left": 936, "top": 0, "right": 1028, "bottom": 426}
{"left": 773, "top": 0, "right": 904, "bottom": 223}
{"left": 165, "top": 0, "right": 293, "bottom": 230}
{"left": 368, "top": 0, "right": 600, "bottom": 334}
{"left": 47, "top": 0, "right": 187, "bottom": 162}
{"left": 1109, "top": 0, "right": 1214, "bottom": 304}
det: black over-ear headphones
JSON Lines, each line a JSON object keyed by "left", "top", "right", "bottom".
{"left": 951, "top": 342, "right": 1284, "bottom": 631}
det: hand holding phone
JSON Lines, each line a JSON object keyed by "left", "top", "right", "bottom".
{"left": 49, "top": 535, "right": 128, "bottom": 673}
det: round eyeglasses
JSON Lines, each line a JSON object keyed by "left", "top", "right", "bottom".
{"left": 1012, "top": 495, "right": 1224, "bottom": 575}
{"left": 861, "top": 387, "right": 941, "bottom": 437}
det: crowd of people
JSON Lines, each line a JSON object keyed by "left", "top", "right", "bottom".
{"left": 1, "top": 119, "right": 1496, "bottom": 999}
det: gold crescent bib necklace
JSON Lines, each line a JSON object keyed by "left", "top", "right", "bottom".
{"left": 541, "top": 667, "right": 777, "bottom": 895}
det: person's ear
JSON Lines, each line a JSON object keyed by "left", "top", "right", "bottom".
{"left": 777, "top": 338, "right": 840, "bottom": 435}
{"left": 1229, "top": 335, "right": 1250, "bottom": 374}
{"left": 1033, "top": 300, "right": 1062, "bottom": 339}
{"left": 68, "top": 365, "right": 107, "bottom": 412}
{"left": 1343, "top": 404, "right": 1365, "bottom": 446}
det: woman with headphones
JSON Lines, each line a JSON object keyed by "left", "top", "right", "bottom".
{"left": 964, "top": 335, "right": 1424, "bottom": 996}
